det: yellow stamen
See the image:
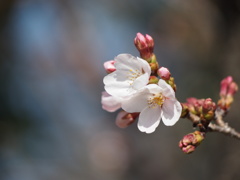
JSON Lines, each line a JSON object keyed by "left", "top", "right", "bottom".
{"left": 148, "top": 93, "right": 165, "bottom": 108}
{"left": 127, "top": 69, "right": 143, "bottom": 85}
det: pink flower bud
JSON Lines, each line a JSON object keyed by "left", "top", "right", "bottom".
{"left": 104, "top": 60, "right": 116, "bottom": 73}
{"left": 186, "top": 97, "right": 204, "bottom": 115}
{"left": 202, "top": 98, "right": 216, "bottom": 113}
{"left": 179, "top": 131, "right": 204, "bottom": 154}
{"left": 218, "top": 76, "right": 238, "bottom": 110}
{"left": 182, "top": 145, "right": 195, "bottom": 154}
{"left": 115, "top": 111, "right": 139, "bottom": 128}
{"left": 145, "top": 34, "right": 154, "bottom": 52}
{"left": 157, "top": 67, "right": 171, "bottom": 80}
{"left": 201, "top": 98, "right": 216, "bottom": 121}
{"left": 227, "top": 82, "right": 238, "bottom": 96}
{"left": 134, "top": 33, "right": 147, "bottom": 50}
{"left": 181, "top": 133, "right": 195, "bottom": 146}
{"left": 134, "top": 32, "right": 154, "bottom": 59}
{"left": 220, "top": 76, "right": 233, "bottom": 97}
{"left": 186, "top": 97, "right": 198, "bottom": 105}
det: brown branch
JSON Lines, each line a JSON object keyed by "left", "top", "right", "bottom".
{"left": 206, "top": 107, "right": 240, "bottom": 139}
{"left": 208, "top": 123, "right": 240, "bottom": 140}
{"left": 186, "top": 109, "right": 240, "bottom": 140}
{"left": 214, "top": 108, "right": 226, "bottom": 127}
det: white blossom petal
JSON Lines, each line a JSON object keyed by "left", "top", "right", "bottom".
{"left": 161, "top": 99, "right": 182, "bottom": 126}
{"left": 115, "top": 53, "right": 133, "bottom": 61}
{"left": 104, "top": 72, "right": 134, "bottom": 97}
{"left": 136, "top": 57, "right": 151, "bottom": 75}
{"left": 103, "top": 54, "right": 151, "bottom": 97}
{"left": 120, "top": 81, "right": 181, "bottom": 132}
{"left": 158, "top": 79, "right": 175, "bottom": 99}
{"left": 115, "top": 54, "right": 150, "bottom": 75}
{"left": 122, "top": 84, "right": 163, "bottom": 113}
{"left": 137, "top": 106, "right": 162, "bottom": 134}
{"left": 121, "top": 88, "right": 150, "bottom": 113}
{"left": 145, "top": 84, "right": 163, "bottom": 94}
{"left": 132, "top": 72, "right": 150, "bottom": 90}
{"left": 101, "top": 91, "right": 122, "bottom": 112}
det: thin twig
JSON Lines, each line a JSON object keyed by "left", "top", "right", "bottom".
{"left": 208, "top": 123, "right": 240, "bottom": 140}
{"left": 214, "top": 108, "right": 226, "bottom": 127}
{"left": 186, "top": 110, "right": 240, "bottom": 140}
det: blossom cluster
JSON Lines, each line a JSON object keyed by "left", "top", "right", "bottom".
{"left": 178, "top": 76, "right": 239, "bottom": 153}
{"left": 101, "top": 33, "right": 182, "bottom": 134}
{"left": 218, "top": 76, "right": 238, "bottom": 110}
{"left": 179, "top": 131, "right": 205, "bottom": 154}
{"left": 100, "top": 32, "right": 240, "bottom": 154}
{"left": 181, "top": 97, "right": 216, "bottom": 128}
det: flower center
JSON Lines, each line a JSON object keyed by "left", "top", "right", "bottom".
{"left": 127, "top": 69, "right": 144, "bottom": 84}
{"left": 148, "top": 93, "right": 165, "bottom": 108}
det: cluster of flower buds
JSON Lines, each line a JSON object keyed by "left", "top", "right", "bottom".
{"left": 179, "top": 131, "right": 205, "bottom": 154}
{"left": 181, "top": 97, "right": 216, "bottom": 128}
{"left": 134, "top": 33, "right": 158, "bottom": 74}
{"left": 218, "top": 76, "right": 238, "bottom": 110}
{"left": 202, "top": 98, "right": 217, "bottom": 121}
{"left": 184, "top": 98, "right": 204, "bottom": 116}
{"left": 134, "top": 33, "right": 177, "bottom": 90}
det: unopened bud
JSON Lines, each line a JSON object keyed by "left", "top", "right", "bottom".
{"left": 149, "top": 61, "right": 159, "bottom": 74}
{"left": 227, "top": 82, "right": 238, "bottom": 96}
{"left": 220, "top": 76, "right": 233, "bottom": 97}
{"left": 186, "top": 97, "right": 198, "bottom": 105}
{"left": 179, "top": 131, "right": 204, "bottom": 154}
{"left": 134, "top": 33, "right": 146, "bottom": 50}
{"left": 115, "top": 111, "right": 139, "bottom": 128}
{"left": 218, "top": 77, "right": 238, "bottom": 110}
{"left": 134, "top": 32, "right": 154, "bottom": 60}
{"left": 148, "top": 76, "right": 159, "bottom": 84}
{"left": 145, "top": 34, "right": 154, "bottom": 52}
{"left": 181, "top": 133, "right": 195, "bottom": 146}
{"left": 186, "top": 98, "right": 204, "bottom": 115}
{"left": 104, "top": 60, "right": 116, "bottom": 73}
{"left": 192, "top": 131, "right": 205, "bottom": 144}
{"left": 157, "top": 67, "right": 171, "bottom": 80}
{"left": 181, "top": 145, "right": 196, "bottom": 154}
{"left": 202, "top": 98, "right": 216, "bottom": 114}
{"left": 166, "top": 77, "right": 177, "bottom": 91}
{"left": 187, "top": 104, "right": 197, "bottom": 115}
{"left": 202, "top": 98, "right": 216, "bottom": 121}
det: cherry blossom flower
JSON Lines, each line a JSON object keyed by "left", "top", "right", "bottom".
{"left": 121, "top": 79, "right": 182, "bottom": 133}
{"left": 103, "top": 54, "right": 151, "bottom": 98}
{"left": 101, "top": 91, "right": 122, "bottom": 112}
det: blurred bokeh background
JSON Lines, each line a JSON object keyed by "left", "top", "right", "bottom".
{"left": 1, "top": 0, "right": 240, "bottom": 179}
